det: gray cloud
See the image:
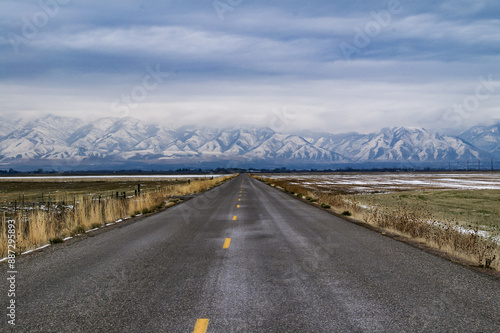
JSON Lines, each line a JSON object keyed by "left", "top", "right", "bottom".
{"left": 1, "top": 0, "right": 499, "bottom": 134}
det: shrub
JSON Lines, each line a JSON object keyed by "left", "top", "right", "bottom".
{"left": 303, "top": 194, "right": 318, "bottom": 202}
{"left": 71, "top": 225, "right": 85, "bottom": 236}
{"left": 321, "top": 203, "right": 331, "bottom": 209}
{"left": 90, "top": 222, "right": 102, "bottom": 229}
{"left": 341, "top": 210, "right": 352, "bottom": 216}
{"left": 49, "top": 237, "right": 64, "bottom": 244}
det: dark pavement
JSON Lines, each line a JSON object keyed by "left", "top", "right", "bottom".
{"left": 1, "top": 174, "right": 499, "bottom": 332}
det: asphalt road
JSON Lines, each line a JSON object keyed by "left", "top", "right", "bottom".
{"left": 1, "top": 174, "right": 499, "bottom": 332}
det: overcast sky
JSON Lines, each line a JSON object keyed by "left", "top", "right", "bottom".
{"left": 1, "top": 0, "right": 499, "bottom": 134}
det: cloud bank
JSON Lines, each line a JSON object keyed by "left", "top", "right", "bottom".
{"left": 1, "top": 0, "right": 499, "bottom": 134}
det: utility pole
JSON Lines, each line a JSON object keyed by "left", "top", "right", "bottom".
{"left": 478, "top": 159, "right": 481, "bottom": 171}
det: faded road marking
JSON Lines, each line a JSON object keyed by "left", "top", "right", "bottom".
{"left": 223, "top": 238, "right": 231, "bottom": 249}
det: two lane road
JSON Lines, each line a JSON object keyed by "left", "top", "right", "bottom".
{"left": 2, "top": 174, "right": 499, "bottom": 332}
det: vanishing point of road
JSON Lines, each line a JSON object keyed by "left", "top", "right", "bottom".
{"left": 2, "top": 174, "right": 499, "bottom": 332}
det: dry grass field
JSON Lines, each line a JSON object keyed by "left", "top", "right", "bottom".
{"left": 356, "top": 190, "right": 500, "bottom": 232}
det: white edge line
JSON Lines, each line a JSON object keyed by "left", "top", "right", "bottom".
{"left": 20, "top": 243, "right": 52, "bottom": 255}
{"left": 106, "top": 218, "right": 124, "bottom": 226}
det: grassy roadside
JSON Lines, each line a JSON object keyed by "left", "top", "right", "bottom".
{"left": 253, "top": 175, "right": 499, "bottom": 271}
{"left": 356, "top": 190, "right": 500, "bottom": 232}
{"left": 1, "top": 175, "right": 236, "bottom": 258}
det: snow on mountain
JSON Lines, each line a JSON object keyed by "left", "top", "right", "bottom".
{"left": 307, "top": 127, "right": 487, "bottom": 162}
{"left": 0, "top": 114, "right": 494, "bottom": 166}
{"left": 460, "top": 124, "right": 500, "bottom": 158}
{"left": 0, "top": 114, "right": 85, "bottom": 160}
{"left": 0, "top": 117, "right": 26, "bottom": 138}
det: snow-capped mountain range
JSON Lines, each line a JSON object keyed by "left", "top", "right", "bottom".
{"left": 459, "top": 124, "right": 500, "bottom": 159}
{"left": 0, "top": 114, "right": 497, "bottom": 169}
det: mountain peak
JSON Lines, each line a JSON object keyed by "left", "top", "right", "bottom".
{"left": 0, "top": 115, "right": 496, "bottom": 168}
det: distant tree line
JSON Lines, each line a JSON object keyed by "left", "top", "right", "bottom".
{"left": 0, "top": 161, "right": 497, "bottom": 175}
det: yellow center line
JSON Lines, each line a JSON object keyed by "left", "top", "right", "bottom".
{"left": 238, "top": 199, "right": 241, "bottom": 201}
{"left": 193, "top": 318, "right": 209, "bottom": 333}
{"left": 232, "top": 215, "right": 237, "bottom": 221}
{"left": 237, "top": 205, "right": 240, "bottom": 208}
{"left": 223, "top": 238, "right": 231, "bottom": 249}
